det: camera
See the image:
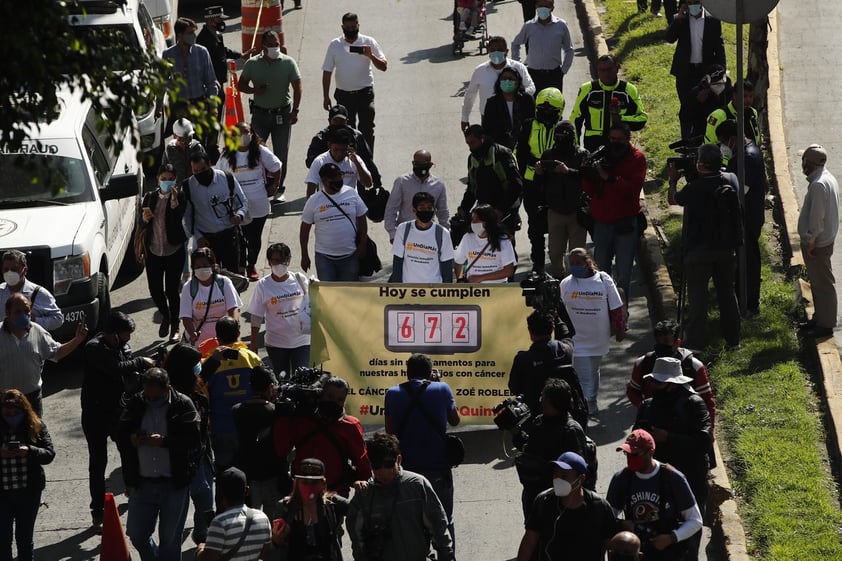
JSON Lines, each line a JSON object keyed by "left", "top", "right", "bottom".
{"left": 520, "top": 271, "right": 561, "bottom": 314}
{"left": 275, "top": 366, "right": 332, "bottom": 416}
{"left": 666, "top": 135, "right": 703, "bottom": 180}
{"left": 493, "top": 396, "right": 532, "bottom": 433}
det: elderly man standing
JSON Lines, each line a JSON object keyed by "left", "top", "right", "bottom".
{"left": 384, "top": 150, "right": 450, "bottom": 243}
{"left": 797, "top": 144, "right": 840, "bottom": 338}
{"left": 511, "top": 0, "right": 575, "bottom": 95}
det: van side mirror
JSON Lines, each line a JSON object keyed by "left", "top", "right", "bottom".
{"left": 101, "top": 173, "right": 141, "bottom": 202}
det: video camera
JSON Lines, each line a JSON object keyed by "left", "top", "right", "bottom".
{"left": 275, "top": 366, "right": 332, "bottom": 416}
{"left": 579, "top": 144, "right": 609, "bottom": 176}
{"left": 493, "top": 396, "right": 532, "bottom": 433}
{"left": 520, "top": 271, "right": 562, "bottom": 313}
{"left": 666, "top": 135, "right": 703, "bottom": 180}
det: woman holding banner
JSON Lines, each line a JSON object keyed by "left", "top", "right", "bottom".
{"left": 454, "top": 204, "right": 516, "bottom": 283}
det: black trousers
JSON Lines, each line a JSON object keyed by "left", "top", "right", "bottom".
{"left": 145, "top": 245, "right": 185, "bottom": 325}
{"left": 241, "top": 216, "right": 268, "bottom": 267}
{"left": 675, "top": 64, "right": 708, "bottom": 140}
{"left": 82, "top": 409, "right": 120, "bottom": 514}
{"left": 204, "top": 226, "right": 240, "bottom": 273}
{"left": 518, "top": 0, "right": 536, "bottom": 21}
{"left": 334, "top": 87, "right": 376, "bottom": 154}
{"left": 528, "top": 67, "right": 564, "bottom": 96}
{"left": 523, "top": 179, "right": 548, "bottom": 270}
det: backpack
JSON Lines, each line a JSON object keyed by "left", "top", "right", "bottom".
{"left": 706, "top": 174, "right": 743, "bottom": 250}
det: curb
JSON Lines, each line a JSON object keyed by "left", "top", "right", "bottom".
{"left": 571, "top": 1, "right": 750, "bottom": 559}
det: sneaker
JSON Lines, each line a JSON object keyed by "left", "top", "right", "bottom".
{"left": 169, "top": 323, "right": 181, "bottom": 343}
{"left": 275, "top": 193, "right": 287, "bottom": 202}
{"left": 587, "top": 400, "right": 599, "bottom": 419}
{"left": 247, "top": 265, "right": 259, "bottom": 281}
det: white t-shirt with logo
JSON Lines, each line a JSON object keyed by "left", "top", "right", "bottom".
{"left": 179, "top": 275, "right": 244, "bottom": 344}
{"left": 321, "top": 34, "right": 386, "bottom": 91}
{"left": 453, "top": 232, "right": 516, "bottom": 283}
{"left": 391, "top": 222, "right": 455, "bottom": 283}
{"left": 559, "top": 271, "right": 623, "bottom": 356}
{"left": 215, "top": 146, "right": 282, "bottom": 219}
{"left": 301, "top": 186, "right": 368, "bottom": 257}
{"left": 305, "top": 152, "right": 370, "bottom": 190}
{"left": 246, "top": 272, "right": 311, "bottom": 349}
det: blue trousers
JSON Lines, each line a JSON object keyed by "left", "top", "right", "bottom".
{"left": 126, "top": 478, "right": 189, "bottom": 561}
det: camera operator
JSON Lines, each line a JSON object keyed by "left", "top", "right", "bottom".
{"left": 514, "top": 378, "right": 587, "bottom": 518}
{"left": 508, "top": 310, "right": 574, "bottom": 417}
{"left": 82, "top": 311, "right": 155, "bottom": 533}
{"left": 667, "top": 144, "right": 741, "bottom": 350}
{"left": 273, "top": 376, "right": 371, "bottom": 497}
{"left": 348, "top": 432, "right": 453, "bottom": 561}
{"left": 581, "top": 122, "right": 647, "bottom": 305}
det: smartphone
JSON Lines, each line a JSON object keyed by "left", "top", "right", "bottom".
{"left": 222, "top": 347, "right": 240, "bottom": 360}
{"left": 349, "top": 45, "right": 365, "bottom": 54}
{"left": 7, "top": 440, "right": 20, "bottom": 450}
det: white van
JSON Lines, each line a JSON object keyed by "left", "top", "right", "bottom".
{"left": 144, "top": 0, "right": 180, "bottom": 46}
{"left": 0, "top": 91, "right": 142, "bottom": 338}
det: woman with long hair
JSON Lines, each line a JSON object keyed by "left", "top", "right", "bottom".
{"left": 454, "top": 204, "right": 516, "bottom": 282}
{"left": 269, "top": 458, "right": 348, "bottom": 561}
{"left": 481, "top": 67, "right": 535, "bottom": 150}
{"left": 0, "top": 389, "right": 55, "bottom": 561}
{"left": 179, "top": 247, "right": 242, "bottom": 346}
{"left": 216, "top": 122, "right": 282, "bottom": 281}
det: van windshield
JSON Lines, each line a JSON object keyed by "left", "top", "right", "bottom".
{"left": 0, "top": 154, "right": 95, "bottom": 207}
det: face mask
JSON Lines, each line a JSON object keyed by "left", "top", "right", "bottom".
{"left": 552, "top": 477, "right": 574, "bottom": 497}
{"left": 536, "top": 6, "right": 552, "bottom": 20}
{"left": 3, "top": 412, "right": 23, "bottom": 428}
{"left": 654, "top": 343, "right": 674, "bottom": 357}
{"left": 3, "top": 271, "right": 21, "bottom": 286}
{"left": 343, "top": 28, "right": 359, "bottom": 40}
{"left": 688, "top": 3, "right": 702, "bottom": 17}
{"left": 710, "top": 83, "right": 726, "bottom": 96}
{"left": 272, "top": 264, "right": 288, "bottom": 277}
{"left": 299, "top": 481, "right": 321, "bottom": 500}
{"left": 489, "top": 51, "right": 506, "bottom": 65}
{"left": 240, "top": 134, "right": 252, "bottom": 147}
{"left": 626, "top": 454, "right": 646, "bottom": 472}
{"left": 536, "top": 109, "right": 559, "bottom": 126}
{"left": 570, "top": 264, "right": 590, "bottom": 278}
{"left": 266, "top": 46, "right": 281, "bottom": 60}
{"left": 720, "top": 143, "right": 733, "bottom": 159}
{"left": 193, "top": 362, "right": 202, "bottom": 376}
{"left": 416, "top": 210, "right": 435, "bottom": 223}
{"left": 12, "top": 313, "right": 31, "bottom": 330}
{"left": 318, "top": 400, "right": 344, "bottom": 421}
{"left": 194, "top": 169, "right": 214, "bottom": 186}
{"left": 471, "top": 222, "right": 485, "bottom": 236}
{"left": 159, "top": 180, "right": 176, "bottom": 193}
{"left": 182, "top": 32, "right": 196, "bottom": 46}
{"left": 653, "top": 388, "right": 674, "bottom": 401}
{"left": 609, "top": 142, "right": 629, "bottom": 159}
{"left": 194, "top": 267, "right": 213, "bottom": 282}
{"left": 215, "top": 21, "right": 227, "bottom": 32}
{"left": 500, "top": 79, "right": 518, "bottom": 94}
{"left": 413, "top": 164, "right": 432, "bottom": 178}
{"left": 326, "top": 180, "right": 344, "bottom": 192}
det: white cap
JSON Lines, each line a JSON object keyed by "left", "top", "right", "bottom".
{"left": 173, "top": 118, "right": 194, "bottom": 138}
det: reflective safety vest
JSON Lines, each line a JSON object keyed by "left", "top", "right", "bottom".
{"left": 704, "top": 101, "right": 761, "bottom": 149}
{"left": 570, "top": 79, "right": 647, "bottom": 146}
{"left": 522, "top": 121, "right": 556, "bottom": 181}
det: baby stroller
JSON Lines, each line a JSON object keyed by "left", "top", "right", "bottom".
{"left": 453, "top": 0, "right": 488, "bottom": 56}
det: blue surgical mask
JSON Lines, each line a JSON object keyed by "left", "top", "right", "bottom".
{"left": 500, "top": 79, "right": 518, "bottom": 93}
{"left": 489, "top": 51, "right": 506, "bottom": 65}
{"left": 536, "top": 6, "right": 552, "bottom": 20}
{"left": 570, "top": 265, "right": 590, "bottom": 278}
{"left": 688, "top": 3, "right": 702, "bottom": 16}
{"left": 193, "top": 362, "right": 202, "bottom": 376}
{"left": 12, "top": 313, "right": 31, "bottom": 330}
{"left": 3, "top": 413, "right": 23, "bottom": 428}
{"left": 159, "top": 180, "right": 176, "bottom": 193}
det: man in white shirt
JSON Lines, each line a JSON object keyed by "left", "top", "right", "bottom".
{"left": 389, "top": 192, "right": 454, "bottom": 283}
{"left": 384, "top": 150, "right": 450, "bottom": 243}
{"left": 305, "top": 127, "right": 372, "bottom": 198}
{"left": 511, "top": 0, "right": 575, "bottom": 94}
{"left": 300, "top": 163, "right": 369, "bottom": 282}
{"left": 322, "top": 12, "right": 387, "bottom": 153}
{"left": 461, "top": 35, "right": 536, "bottom": 132}
{"left": 0, "top": 249, "right": 64, "bottom": 332}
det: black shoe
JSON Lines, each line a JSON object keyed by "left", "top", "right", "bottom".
{"left": 803, "top": 326, "right": 834, "bottom": 338}
{"left": 91, "top": 512, "right": 104, "bottom": 535}
{"left": 158, "top": 321, "right": 169, "bottom": 338}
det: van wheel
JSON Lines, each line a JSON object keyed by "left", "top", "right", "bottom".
{"left": 96, "top": 273, "right": 111, "bottom": 332}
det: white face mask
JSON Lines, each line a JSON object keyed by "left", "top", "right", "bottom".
{"left": 3, "top": 271, "right": 21, "bottom": 286}
{"left": 553, "top": 477, "right": 573, "bottom": 497}
{"left": 266, "top": 46, "right": 281, "bottom": 59}
{"left": 271, "top": 264, "right": 288, "bottom": 277}
{"left": 194, "top": 267, "right": 213, "bottom": 282}
{"left": 710, "top": 83, "right": 726, "bottom": 96}
{"left": 470, "top": 222, "right": 485, "bottom": 236}
{"left": 720, "top": 143, "right": 733, "bottom": 159}
{"left": 240, "top": 134, "right": 251, "bottom": 147}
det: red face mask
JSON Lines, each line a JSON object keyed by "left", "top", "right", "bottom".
{"left": 626, "top": 453, "right": 647, "bottom": 472}
{"left": 298, "top": 482, "right": 322, "bottom": 500}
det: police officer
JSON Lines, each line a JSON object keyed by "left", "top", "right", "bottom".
{"left": 704, "top": 80, "right": 761, "bottom": 151}
{"left": 569, "top": 54, "right": 647, "bottom": 152}
{"left": 516, "top": 87, "right": 564, "bottom": 272}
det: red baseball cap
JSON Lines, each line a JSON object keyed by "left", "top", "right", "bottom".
{"left": 617, "top": 429, "right": 656, "bottom": 454}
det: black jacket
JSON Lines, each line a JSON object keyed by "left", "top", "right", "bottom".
{"left": 508, "top": 337, "right": 574, "bottom": 414}
{"left": 538, "top": 145, "right": 589, "bottom": 214}
{"left": 0, "top": 420, "right": 54, "bottom": 491}
{"left": 82, "top": 333, "right": 150, "bottom": 415}
{"left": 140, "top": 189, "right": 188, "bottom": 248}
{"left": 461, "top": 141, "right": 524, "bottom": 216}
{"left": 197, "top": 24, "right": 241, "bottom": 85}
{"left": 305, "top": 125, "right": 381, "bottom": 187}
{"left": 118, "top": 389, "right": 201, "bottom": 489}
{"left": 482, "top": 92, "right": 536, "bottom": 150}
{"left": 666, "top": 14, "right": 726, "bottom": 80}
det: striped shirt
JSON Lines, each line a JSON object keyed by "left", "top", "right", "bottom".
{"left": 205, "top": 506, "right": 271, "bottom": 561}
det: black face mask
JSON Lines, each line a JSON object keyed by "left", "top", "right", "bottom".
{"left": 609, "top": 142, "right": 629, "bottom": 160}
{"left": 537, "top": 109, "right": 559, "bottom": 126}
{"left": 318, "top": 400, "right": 344, "bottom": 421}
{"left": 195, "top": 169, "right": 214, "bottom": 186}
{"left": 554, "top": 134, "right": 575, "bottom": 151}
{"left": 653, "top": 343, "right": 674, "bottom": 357}
{"left": 652, "top": 388, "right": 674, "bottom": 401}
{"left": 326, "top": 180, "right": 344, "bottom": 192}
{"left": 416, "top": 210, "right": 435, "bottom": 223}
{"left": 215, "top": 21, "right": 226, "bottom": 33}
{"left": 413, "top": 164, "right": 432, "bottom": 178}
{"left": 343, "top": 28, "right": 359, "bottom": 40}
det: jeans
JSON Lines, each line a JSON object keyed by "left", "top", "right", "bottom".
{"left": 334, "top": 87, "right": 376, "bottom": 154}
{"left": 189, "top": 456, "right": 215, "bottom": 543}
{"left": 267, "top": 345, "right": 311, "bottom": 377}
{"left": 126, "top": 478, "right": 190, "bottom": 561}
{"left": 592, "top": 219, "right": 638, "bottom": 303}
{"left": 250, "top": 105, "right": 292, "bottom": 187}
{"left": 211, "top": 432, "right": 239, "bottom": 473}
{"left": 241, "top": 216, "right": 268, "bottom": 268}
{"left": 0, "top": 487, "right": 42, "bottom": 561}
{"left": 82, "top": 408, "right": 121, "bottom": 516}
{"left": 416, "top": 468, "right": 455, "bottom": 549}
{"left": 573, "top": 355, "right": 603, "bottom": 403}
{"left": 145, "top": 246, "right": 185, "bottom": 327}
{"left": 314, "top": 252, "right": 359, "bottom": 282}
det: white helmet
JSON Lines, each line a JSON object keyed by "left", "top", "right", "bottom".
{"left": 173, "top": 118, "right": 194, "bottom": 138}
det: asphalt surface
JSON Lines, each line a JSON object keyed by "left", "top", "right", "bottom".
{"left": 32, "top": 0, "right": 711, "bottom": 559}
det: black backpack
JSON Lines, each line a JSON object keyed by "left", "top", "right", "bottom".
{"left": 706, "top": 174, "right": 743, "bottom": 250}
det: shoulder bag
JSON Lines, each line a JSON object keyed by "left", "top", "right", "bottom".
{"left": 456, "top": 240, "right": 491, "bottom": 283}
{"left": 396, "top": 381, "right": 465, "bottom": 467}
{"left": 322, "top": 191, "right": 382, "bottom": 276}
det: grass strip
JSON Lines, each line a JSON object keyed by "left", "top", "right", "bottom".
{"left": 595, "top": 1, "right": 842, "bottom": 558}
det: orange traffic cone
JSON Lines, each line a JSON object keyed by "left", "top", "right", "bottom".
{"left": 224, "top": 86, "right": 239, "bottom": 128}
{"left": 100, "top": 492, "right": 130, "bottom": 561}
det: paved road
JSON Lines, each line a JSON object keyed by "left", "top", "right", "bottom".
{"left": 32, "top": 0, "right": 711, "bottom": 559}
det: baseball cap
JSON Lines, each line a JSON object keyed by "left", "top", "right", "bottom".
{"left": 217, "top": 467, "right": 247, "bottom": 498}
{"left": 296, "top": 458, "right": 326, "bottom": 479}
{"left": 643, "top": 357, "right": 694, "bottom": 385}
{"left": 550, "top": 451, "right": 588, "bottom": 474}
{"left": 617, "top": 429, "right": 656, "bottom": 454}
{"left": 802, "top": 144, "right": 828, "bottom": 166}
{"left": 204, "top": 6, "right": 229, "bottom": 19}
{"left": 329, "top": 105, "right": 349, "bottom": 121}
